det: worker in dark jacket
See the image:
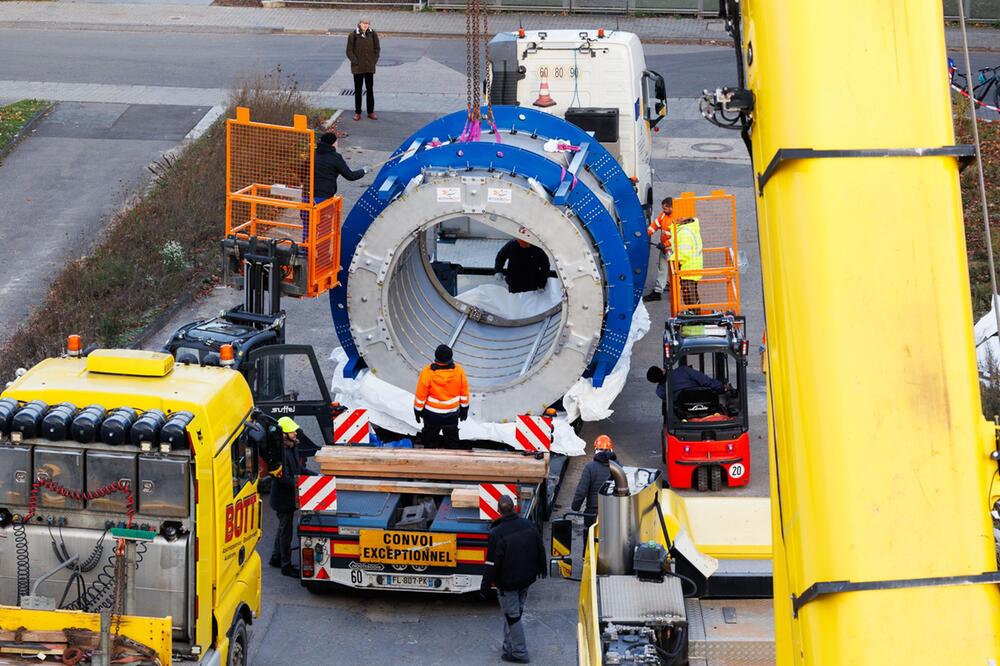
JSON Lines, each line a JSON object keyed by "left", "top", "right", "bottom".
{"left": 494, "top": 239, "right": 550, "bottom": 293}
{"left": 314, "top": 131, "right": 367, "bottom": 201}
{"left": 346, "top": 18, "right": 380, "bottom": 121}
{"left": 305, "top": 131, "right": 367, "bottom": 242}
{"left": 481, "top": 495, "right": 546, "bottom": 664}
{"left": 570, "top": 435, "right": 617, "bottom": 530}
{"left": 269, "top": 416, "right": 305, "bottom": 577}
{"left": 667, "top": 362, "right": 727, "bottom": 400}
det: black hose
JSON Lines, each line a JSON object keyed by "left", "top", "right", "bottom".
{"left": 656, "top": 624, "right": 688, "bottom": 660}
{"left": 13, "top": 521, "right": 29, "bottom": 600}
{"left": 68, "top": 540, "right": 147, "bottom": 612}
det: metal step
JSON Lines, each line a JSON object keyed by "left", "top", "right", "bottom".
{"left": 686, "top": 598, "right": 775, "bottom": 666}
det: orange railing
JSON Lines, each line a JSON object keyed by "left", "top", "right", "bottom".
{"left": 225, "top": 107, "right": 342, "bottom": 298}
{"left": 668, "top": 189, "right": 740, "bottom": 317}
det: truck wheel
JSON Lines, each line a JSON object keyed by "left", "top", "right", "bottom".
{"left": 695, "top": 466, "right": 709, "bottom": 492}
{"left": 709, "top": 465, "right": 723, "bottom": 492}
{"left": 227, "top": 616, "right": 248, "bottom": 666}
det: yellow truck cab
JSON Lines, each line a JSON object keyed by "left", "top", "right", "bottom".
{"left": 0, "top": 346, "right": 262, "bottom": 665}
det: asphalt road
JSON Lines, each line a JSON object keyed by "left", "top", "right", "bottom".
{"left": 0, "top": 101, "right": 208, "bottom": 342}
{"left": 0, "top": 29, "right": 739, "bottom": 96}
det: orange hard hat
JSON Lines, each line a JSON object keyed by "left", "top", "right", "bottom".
{"left": 594, "top": 435, "right": 614, "bottom": 451}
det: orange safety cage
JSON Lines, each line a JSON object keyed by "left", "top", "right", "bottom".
{"left": 225, "top": 106, "right": 343, "bottom": 298}
{"left": 667, "top": 189, "right": 740, "bottom": 317}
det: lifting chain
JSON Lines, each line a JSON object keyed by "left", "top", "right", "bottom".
{"left": 462, "top": 0, "right": 495, "bottom": 141}
{"left": 111, "top": 538, "right": 128, "bottom": 638}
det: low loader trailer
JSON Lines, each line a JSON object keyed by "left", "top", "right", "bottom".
{"left": 297, "top": 444, "right": 561, "bottom": 594}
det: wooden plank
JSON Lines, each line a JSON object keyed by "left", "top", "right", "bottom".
{"left": 450, "top": 487, "right": 480, "bottom": 509}
{"left": 336, "top": 478, "right": 477, "bottom": 495}
{"left": 0, "top": 631, "right": 70, "bottom": 643}
{"left": 315, "top": 446, "right": 548, "bottom": 484}
{"left": 0, "top": 643, "right": 64, "bottom": 655}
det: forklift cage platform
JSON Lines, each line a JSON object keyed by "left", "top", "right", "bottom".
{"left": 225, "top": 106, "right": 343, "bottom": 299}
{"left": 669, "top": 190, "right": 740, "bottom": 318}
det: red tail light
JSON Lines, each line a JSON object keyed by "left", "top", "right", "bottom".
{"left": 301, "top": 546, "right": 315, "bottom": 578}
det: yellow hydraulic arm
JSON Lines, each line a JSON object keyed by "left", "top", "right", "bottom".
{"left": 738, "top": 0, "right": 1000, "bottom": 662}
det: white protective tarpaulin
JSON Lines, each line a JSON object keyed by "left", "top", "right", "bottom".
{"left": 456, "top": 277, "right": 562, "bottom": 319}
{"left": 974, "top": 296, "right": 1000, "bottom": 378}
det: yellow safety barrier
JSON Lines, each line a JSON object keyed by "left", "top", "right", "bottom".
{"left": 668, "top": 190, "right": 740, "bottom": 318}
{"left": 225, "top": 106, "right": 342, "bottom": 298}
{"left": 0, "top": 606, "right": 172, "bottom": 664}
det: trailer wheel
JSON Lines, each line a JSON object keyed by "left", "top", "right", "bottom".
{"left": 709, "top": 465, "right": 723, "bottom": 492}
{"left": 303, "top": 580, "right": 328, "bottom": 595}
{"left": 227, "top": 616, "right": 248, "bottom": 666}
{"left": 695, "top": 466, "right": 709, "bottom": 492}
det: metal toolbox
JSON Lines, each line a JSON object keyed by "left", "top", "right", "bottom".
{"left": 137, "top": 455, "right": 190, "bottom": 518}
{"left": 34, "top": 447, "right": 85, "bottom": 510}
{"left": 86, "top": 451, "right": 137, "bottom": 513}
{"left": 0, "top": 444, "right": 32, "bottom": 506}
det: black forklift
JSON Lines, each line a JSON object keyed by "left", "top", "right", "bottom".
{"left": 164, "top": 235, "right": 338, "bottom": 480}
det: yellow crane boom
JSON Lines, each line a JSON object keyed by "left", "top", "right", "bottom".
{"left": 742, "top": 0, "right": 1000, "bottom": 661}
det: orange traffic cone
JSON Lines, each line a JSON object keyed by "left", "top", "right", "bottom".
{"left": 533, "top": 73, "right": 557, "bottom": 108}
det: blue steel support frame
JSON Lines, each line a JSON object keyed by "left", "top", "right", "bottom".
{"left": 330, "top": 107, "right": 648, "bottom": 387}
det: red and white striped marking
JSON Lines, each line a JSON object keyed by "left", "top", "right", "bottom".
{"left": 297, "top": 475, "right": 337, "bottom": 512}
{"left": 334, "top": 408, "right": 370, "bottom": 444}
{"left": 479, "top": 483, "right": 519, "bottom": 521}
{"left": 513, "top": 415, "right": 553, "bottom": 452}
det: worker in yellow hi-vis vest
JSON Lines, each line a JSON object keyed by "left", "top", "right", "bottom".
{"left": 674, "top": 216, "right": 703, "bottom": 308}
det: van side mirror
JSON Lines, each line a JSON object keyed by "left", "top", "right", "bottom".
{"left": 549, "top": 518, "right": 574, "bottom": 579}
{"left": 642, "top": 70, "right": 668, "bottom": 127}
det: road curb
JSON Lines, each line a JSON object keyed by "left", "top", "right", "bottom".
{"left": 0, "top": 19, "right": 734, "bottom": 45}
{"left": 0, "top": 100, "right": 52, "bottom": 163}
{"left": 128, "top": 278, "right": 208, "bottom": 350}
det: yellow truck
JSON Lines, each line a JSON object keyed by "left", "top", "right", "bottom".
{"left": 0, "top": 343, "right": 262, "bottom": 665}
{"left": 554, "top": 464, "right": 773, "bottom": 664}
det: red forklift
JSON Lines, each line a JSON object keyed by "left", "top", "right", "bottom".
{"left": 647, "top": 313, "right": 750, "bottom": 491}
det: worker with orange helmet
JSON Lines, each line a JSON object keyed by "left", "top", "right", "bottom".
{"left": 570, "top": 435, "right": 618, "bottom": 529}
{"left": 644, "top": 196, "right": 675, "bottom": 302}
{"left": 413, "top": 344, "right": 470, "bottom": 449}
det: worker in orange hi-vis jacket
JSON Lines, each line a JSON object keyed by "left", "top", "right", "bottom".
{"left": 644, "top": 196, "right": 675, "bottom": 302}
{"left": 413, "top": 344, "right": 470, "bottom": 449}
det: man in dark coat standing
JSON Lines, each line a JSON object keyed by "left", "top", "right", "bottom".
{"left": 269, "top": 417, "right": 308, "bottom": 577}
{"left": 346, "top": 18, "right": 380, "bottom": 121}
{"left": 571, "top": 434, "right": 617, "bottom": 530}
{"left": 493, "top": 239, "right": 551, "bottom": 293}
{"left": 481, "top": 495, "right": 546, "bottom": 663}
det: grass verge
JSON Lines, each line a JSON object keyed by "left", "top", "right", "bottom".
{"left": 954, "top": 100, "right": 1000, "bottom": 416}
{"left": 0, "top": 71, "right": 329, "bottom": 381}
{"left": 0, "top": 99, "right": 50, "bottom": 163}
{"left": 957, "top": 102, "right": 1000, "bottom": 320}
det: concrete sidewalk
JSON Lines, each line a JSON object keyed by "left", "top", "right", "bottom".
{"left": 1, "top": 1, "right": 996, "bottom": 49}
